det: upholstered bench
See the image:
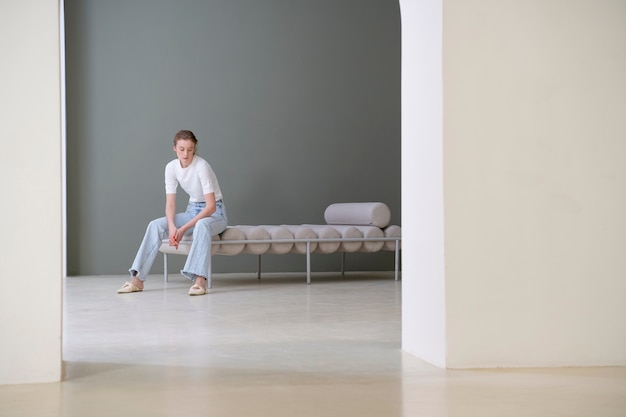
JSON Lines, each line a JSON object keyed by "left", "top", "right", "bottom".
{"left": 159, "top": 202, "right": 402, "bottom": 284}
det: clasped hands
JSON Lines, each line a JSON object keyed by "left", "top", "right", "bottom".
{"left": 169, "top": 227, "right": 185, "bottom": 250}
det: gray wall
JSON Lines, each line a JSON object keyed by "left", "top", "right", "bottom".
{"left": 65, "top": 0, "right": 401, "bottom": 276}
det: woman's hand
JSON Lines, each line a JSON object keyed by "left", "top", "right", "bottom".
{"left": 169, "top": 228, "right": 180, "bottom": 249}
{"left": 170, "top": 226, "right": 188, "bottom": 249}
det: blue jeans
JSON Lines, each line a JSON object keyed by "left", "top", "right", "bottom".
{"left": 129, "top": 200, "right": 227, "bottom": 286}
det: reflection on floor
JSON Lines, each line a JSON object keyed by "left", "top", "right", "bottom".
{"left": 0, "top": 273, "right": 624, "bottom": 417}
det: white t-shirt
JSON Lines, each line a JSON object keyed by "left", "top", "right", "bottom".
{"left": 164, "top": 155, "right": 223, "bottom": 203}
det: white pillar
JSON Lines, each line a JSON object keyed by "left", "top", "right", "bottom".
{"left": 400, "top": 0, "right": 446, "bottom": 368}
{"left": 0, "top": 0, "right": 63, "bottom": 384}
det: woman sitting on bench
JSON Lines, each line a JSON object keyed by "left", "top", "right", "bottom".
{"left": 117, "top": 129, "right": 228, "bottom": 296}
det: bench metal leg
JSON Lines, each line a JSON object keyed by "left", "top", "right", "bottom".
{"left": 160, "top": 236, "right": 401, "bottom": 286}
{"left": 164, "top": 253, "right": 169, "bottom": 282}
{"left": 306, "top": 241, "right": 311, "bottom": 285}
{"left": 341, "top": 252, "right": 345, "bottom": 276}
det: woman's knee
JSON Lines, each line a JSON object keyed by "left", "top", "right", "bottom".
{"left": 195, "top": 217, "right": 226, "bottom": 236}
{"left": 147, "top": 217, "right": 168, "bottom": 232}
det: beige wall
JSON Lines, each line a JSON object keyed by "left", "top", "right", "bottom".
{"left": 443, "top": 0, "right": 626, "bottom": 367}
{"left": 0, "top": 1, "right": 63, "bottom": 384}
{"left": 403, "top": 0, "right": 626, "bottom": 368}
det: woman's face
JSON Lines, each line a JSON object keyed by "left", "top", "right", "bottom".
{"left": 174, "top": 139, "right": 196, "bottom": 167}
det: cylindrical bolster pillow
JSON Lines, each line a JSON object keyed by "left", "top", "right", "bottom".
{"left": 159, "top": 240, "right": 187, "bottom": 255}
{"left": 354, "top": 226, "right": 385, "bottom": 253}
{"left": 383, "top": 225, "right": 402, "bottom": 251}
{"left": 324, "top": 202, "right": 391, "bottom": 228}
{"left": 283, "top": 225, "right": 318, "bottom": 254}
{"left": 260, "top": 226, "right": 294, "bottom": 255}
{"left": 159, "top": 234, "right": 220, "bottom": 256}
{"left": 215, "top": 227, "right": 246, "bottom": 256}
{"left": 321, "top": 225, "right": 363, "bottom": 252}
{"left": 237, "top": 226, "right": 271, "bottom": 255}
{"left": 304, "top": 225, "right": 341, "bottom": 254}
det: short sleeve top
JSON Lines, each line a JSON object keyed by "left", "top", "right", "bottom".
{"left": 164, "top": 156, "right": 223, "bottom": 202}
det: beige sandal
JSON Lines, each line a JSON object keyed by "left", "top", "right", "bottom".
{"left": 188, "top": 284, "right": 207, "bottom": 296}
{"left": 116, "top": 282, "right": 143, "bottom": 293}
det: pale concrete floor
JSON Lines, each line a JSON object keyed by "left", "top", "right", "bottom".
{"left": 1, "top": 272, "right": 625, "bottom": 417}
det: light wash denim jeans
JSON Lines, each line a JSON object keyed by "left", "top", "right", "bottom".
{"left": 129, "top": 200, "right": 227, "bottom": 287}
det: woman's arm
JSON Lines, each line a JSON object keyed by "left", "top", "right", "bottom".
{"left": 166, "top": 193, "right": 178, "bottom": 247}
